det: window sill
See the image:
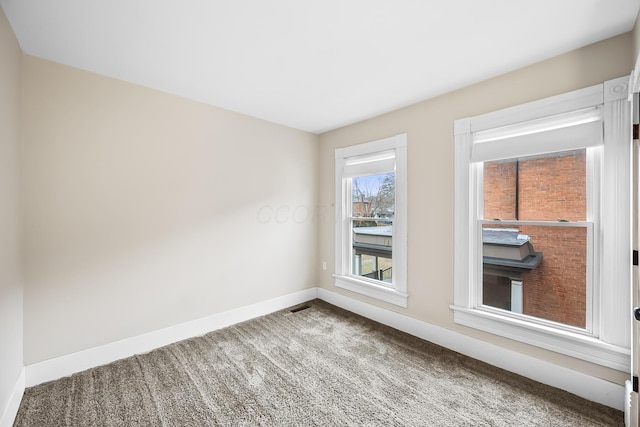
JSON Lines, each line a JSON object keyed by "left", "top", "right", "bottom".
{"left": 334, "top": 274, "right": 408, "bottom": 308}
{"left": 450, "top": 305, "right": 629, "bottom": 371}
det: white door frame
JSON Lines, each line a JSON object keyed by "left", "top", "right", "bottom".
{"left": 629, "top": 68, "right": 640, "bottom": 426}
{"left": 632, "top": 120, "right": 639, "bottom": 427}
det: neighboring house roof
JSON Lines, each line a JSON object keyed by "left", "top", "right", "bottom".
{"left": 353, "top": 225, "right": 392, "bottom": 258}
{"left": 353, "top": 225, "right": 392, "bottom": 237}
{"left": 483, "top": 228, "right": 543, "bottom": 273}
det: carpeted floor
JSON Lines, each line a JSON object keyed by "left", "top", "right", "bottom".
{"left": 15, "top": 300, "right": 624, "bottom": 426}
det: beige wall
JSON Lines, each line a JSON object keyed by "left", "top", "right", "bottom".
{"left": 318, "top": 33, "right": 633, "bottom": 385}
{"left": 0, "top": 5, "right": 23, "bottom": 418}
{"left": 21, "top": 56, "right": 319, "bottom": 364}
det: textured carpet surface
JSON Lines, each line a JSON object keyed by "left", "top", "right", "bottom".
{"left": 15, "top": 300, "right": 624, "bottom": 426}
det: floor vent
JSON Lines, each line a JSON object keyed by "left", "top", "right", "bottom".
{"left": 289, "top": 304, "right": 311, "bottom": 313}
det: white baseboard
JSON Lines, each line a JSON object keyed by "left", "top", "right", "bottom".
{"left": 0, "top": 368, "right": 25, "bottom": 427}
{"left": 317, "top": 288, "right": 625, "bottom": 411}
{"left": 21, "top": 286, "right": 626, "bottom": 411}
{"left": 26, "top": 288, "right": 318, "bottom": 387}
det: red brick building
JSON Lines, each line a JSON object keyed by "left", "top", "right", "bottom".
{"left": 483, "top": 149, "right": 587, "bottom": 328}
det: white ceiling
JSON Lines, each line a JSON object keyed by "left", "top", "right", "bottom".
{"left": 1, "top": 0, "right": 639, "bottom": 134}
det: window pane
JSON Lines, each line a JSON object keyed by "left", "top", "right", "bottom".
{"left": 482, "top": 224, "right": 587, "bottom": 328}
{"left": 351, "top": 172, "right": 394, "bottom": 284}
{"left": 483, "top": 149, "right": 586, "bottom": 221}
{"left": 352, "top": 173, "right": 395, "bottom": 218}
{"left": 355, "top": 254, "right": 392, "bottom": 282}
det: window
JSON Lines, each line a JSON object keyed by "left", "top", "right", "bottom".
{"left": 453, "top": 77, "right": 631, "bottom": 370}
{"left": 335, "top": 134, "right": 407, "bottom": 307}
{"left": 482, "top": 150, "right": 590, "bottom": 329}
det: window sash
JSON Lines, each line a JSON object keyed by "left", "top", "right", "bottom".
{"left": 476, "top": 219, "right": 594, "bottom": 335}
{"left": 349, "top": 215, "right": 394, "bottom": 289}
{"left": 475, "top": 145, "right": 598, "bottom": 335}
{"left": 347, "top": 169, "right": 395, "bottom": 287}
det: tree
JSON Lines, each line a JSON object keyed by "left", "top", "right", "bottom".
{"left": 352, "top": 173, "right": 395, "bottom": 223}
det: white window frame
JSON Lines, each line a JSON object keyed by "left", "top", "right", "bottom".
{"left": 334, "top": 134, "right": 408, "bottom": 307}
{"left": 452, "top": 77, "right": 632, "bottom": 371}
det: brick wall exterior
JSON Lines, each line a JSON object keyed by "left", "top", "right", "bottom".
{"left": 483, "top": 150, "right": 587, "bottom": 328}
{"left": 518, "top": 153, "right": 586, "bottom": 222}
{"left": 517, "top": 225, "right": 586, "bottom": 327}
{"left": 484, "top": 161, "right": 517, "bottom": 221}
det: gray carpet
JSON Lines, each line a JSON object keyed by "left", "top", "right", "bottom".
{"left": 15, "top": 300, "right": 623, "bottom": 426}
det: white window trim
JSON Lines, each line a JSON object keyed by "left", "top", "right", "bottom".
{"left": 452, "top": 77, "right": 632, "bottom": 371}
{"left": 334, "top": 134, "right": 408, "bottom": 307}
